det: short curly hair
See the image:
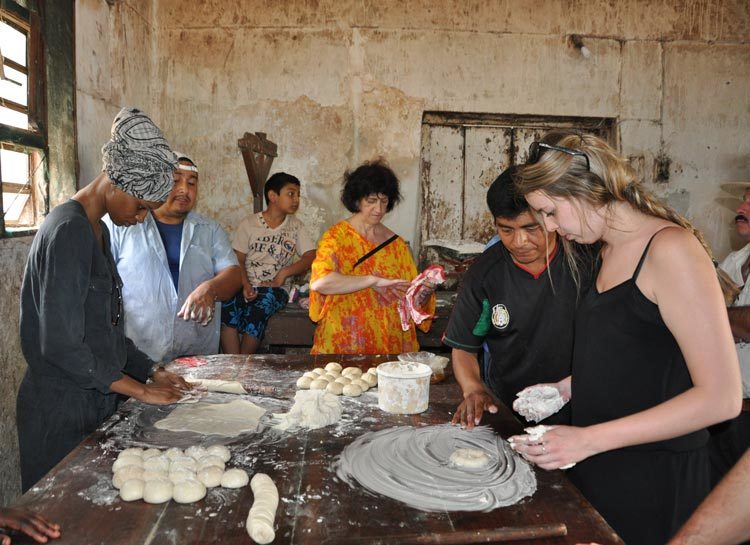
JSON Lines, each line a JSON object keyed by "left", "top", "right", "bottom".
{"left": 340, "top": 159, "right": 402, "bottom": 213}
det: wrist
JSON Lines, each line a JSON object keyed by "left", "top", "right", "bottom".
{"left": 148, "top": 363, "right": 166, "bottom": 380}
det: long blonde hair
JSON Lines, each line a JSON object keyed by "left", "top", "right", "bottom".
{"left": 515, "top": 130, "right": 738, "bottom": 304}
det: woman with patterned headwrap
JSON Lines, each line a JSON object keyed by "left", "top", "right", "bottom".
{"left": 16, "top": 108, "right": 193, "bottom": 492}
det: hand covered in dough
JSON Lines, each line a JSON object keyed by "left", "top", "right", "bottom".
{"left": 508, "top": 425, "right": 596, "bottom": 470}
{"left": 152, "top": 369, "right": 193, "bottom": 391}
{"left": 451, "top": 390, "right": 499, "bottom": 430}
{"left": 513, "top": 378, "right": 571, "bottom": 423}
{"left": 177, "top": 283, "right": 217, "bottom": 326}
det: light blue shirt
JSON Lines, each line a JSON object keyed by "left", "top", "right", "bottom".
{"left": 105, "top": 211, "right": 238, "bottom": 362}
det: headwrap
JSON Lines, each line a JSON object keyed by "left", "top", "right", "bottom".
{"left": 174, "top": 151, "right": 199, "bottom": 173}
{"left": 101, "top": 107, "right": 177, "bottom": 202}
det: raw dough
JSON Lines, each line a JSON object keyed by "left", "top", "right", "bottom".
{"left": 143, "top": 455, "right": 170, "bottom": 473}
{"left": 309, "top": 379, "right": 328, "bottom": 390}
{"left": 142, "top": 470, "right": 168, "bottom": 482}
{"left": 246, "top": 473, "right": 279, "bottom": 545}
{"left": 273, "top": 390, "right": 343, "bottom": 431}
{"left": 342, "top": 384, "right": 362, "bottom": 397}
{"left": 169, "top": 468, "right": 195, "bottom": 484}
{"left": 334, "top": 376, "right": 351, "bottom": 386}
{"left": 119, "top": 478, "right": 145, "bottom": 501}
{"left": 173, "top": 479, "right": 207, "bottom": 504}
{"left": 185, "top": 446, "right": 208, "bottom": 460}
{"left": 296, "top": 376, "right": 313, "bottom": 389}
{"left": 154, "top": 400, "right": 266, "bottom": 436}
{"left": 312, "top": 368, "right": 326, "bottom": 376}
{"left": 206, "top": 444, "right": 231, "bottom": 462}
{"left": 143, "top": 479, "right": 173, "bottom": 504}
{"left": 302, "top": 371, "right": 318, "bottom": 380}
{"left": 342, "top": 367, "right": 362, "bottom": 378}
{"left": 350, "top": 379, "right": 369, "bottom": 392}
{"left": 118, "top": 447, "right": 144, "bottom": 458}
{"left": 142, "top": 448, "right": 162, "bottom": 460}
{"left": 165, "top": 447, "right": 183, "bottom": 460}
{"left": 325, "top": 362, "right": 343, "bottom": 373}
{"left": 361, "top": 372, "right": 378, "bottom": 387}
{"left": 112, "top": 455, "right": 142, "bottom": 472}
{"left": 221, "top": 468, "right": 250, "bottom": 488}
{"left": 449, "top": 448, "right": 490, "bottom": 468}
{"left": 189, "top": 378, "right": 248, "bottom": 395}
{"left": 197, "top": 455, "right": 225, "bottom": 471}
{"left": 197, "top": 466, "right": 224, "bottom": 488}
{"left": 512, "top": 385, "right": 567, "bottom": 423}
{"left": 113, "top": 466, "right": 144, "bottom": 489}
{"left": 326, "top": 382, "right": 344, "bottom": 395}
{"left": 170, "top": 456, "right": 197, "bottom": 471}
{"left": 323, "top": 373, "right": 339, "bottom": 382}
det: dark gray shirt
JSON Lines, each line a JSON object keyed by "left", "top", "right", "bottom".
{"left": 20, "top": 200, "right": 152, "bottom": 392}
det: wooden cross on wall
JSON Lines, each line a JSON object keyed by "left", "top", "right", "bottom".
{"left": 238, "top": 132, "right": 278, "bottom": 213}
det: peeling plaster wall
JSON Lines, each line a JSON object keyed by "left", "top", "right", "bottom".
{"left": 151, "top": 0, "right": 749, "bottom": 258}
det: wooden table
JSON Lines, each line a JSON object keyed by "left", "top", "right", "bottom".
{"left": 9, "top": 355, "right": 623, "bottom": 545}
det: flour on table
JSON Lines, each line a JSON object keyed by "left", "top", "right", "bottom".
{"left": 273, "top": 390, "right": 342, "bottom": 431}
{"left": 154, "top": 399, "right": 266, "bottom": 436}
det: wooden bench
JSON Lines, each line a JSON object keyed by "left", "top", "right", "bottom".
{"left": 260, "top": 291, "right": 455, "bottom": 353}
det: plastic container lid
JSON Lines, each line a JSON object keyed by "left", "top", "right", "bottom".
{"left": 376, "top": 361, "right": 432, "bottom": 379}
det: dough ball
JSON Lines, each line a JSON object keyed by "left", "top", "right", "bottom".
{"left": 143, "top": 479, "right": 173, "bottom": 504}
{"left": 342, "top": 384, "right": 363, "bottom": 397}
{"left": 361, "top": 372, "right": 378, "bottom": 387}
{"left": 302, "top": 371, "right": 318, "bottom": 380}
{"left": 173, "top": 478, "right": 207, "bottom": 504}
{"left": 206, "top": 445, "right": 231, "bottom": 463}
{"left": 197, "top": 466, "right": 224, "bottom": 488}
{"left": 334, "top": 376, "right": 351, "bottom": 385}
{"left": 342, "top": 367, "right": 362, "bottom": 378}
{"left": 141, "top": 448, "right": 162, "bottom": 460}
{"left": 113, "top": 466, "right": 144, "bottom": 489}
{"left": 323, "top": 373, "right": 339, "bottom": 382}
{"left": 119, "top": 478, "right": 145, "bottom": 501}
{"left": 170, "top": 456, "right": 197, "bottom": 471}
{"left": 312, "top": 368, "right": 326, "bottom": 376}
{"left": 325, "top": 362, "right": 343, "bottom": 373}
{"left": 164, "top": 447, "right": 184, "bottom": 460}
{"left": 449, "top": 448, "right": 490, "bottom": 469}
{"left": 309, "top": 379, "right": 328, "bottom": 390}
{"left": 350, "top": 378, "right": 369, "bottom": 392}
{"left": 112, "top": 455, "right": 143, "bottom": 472}
{"left": 185, "top": 446, "right": 208, "bottom": 460}
{"left": 325, "top": 382, "right": 344, "bottom": 395}
{"left": 142, "top": 455, "right": 170, "bottom": 473}
{"left": 169, "top": 468, "right": 196, "bottom": 484}
{"left": 296, "top": 376, "right": 313, "bottom": 389}
{"left": 221, "top": 468, "right": 249, "bottom": 488}
{"left": 366, "top": 367, "right": 378, "bottom": 375}
{"left": 142, "top": 470, "right": 169, "bottom": 482}
{"left": 118, "top": 447, "right": 144, "bottom": 459}
{"left": 197, "top": 455, "right": 226, "bottom": 471}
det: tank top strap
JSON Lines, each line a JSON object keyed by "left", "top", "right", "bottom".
{"left": 632, "top": 226, "right": 681, "bottom": 282}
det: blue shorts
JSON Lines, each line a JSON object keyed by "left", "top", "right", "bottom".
{"left": 221, "top": 287, "right": 289, "bottom": 339}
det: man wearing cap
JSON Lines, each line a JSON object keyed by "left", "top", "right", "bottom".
{"left": 105, "top": 152, "right": 242, "bottom": 363}
{"left": 17, "top": 108, "right": 191, "bottom": 491}
{"left": 710, "top": 183, "right": 750, "bottom": 482}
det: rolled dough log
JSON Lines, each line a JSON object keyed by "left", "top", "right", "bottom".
{"left": 246, "top": 473, "right": 279, "bottom": 545}
{"left": 189, "top": 378, "right": 248, "bottom": 395}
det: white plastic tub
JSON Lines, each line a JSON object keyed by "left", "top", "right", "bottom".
{"left": 376, "top": 361, "right": 432, "bottom": 414}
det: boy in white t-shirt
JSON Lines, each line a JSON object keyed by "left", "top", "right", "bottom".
{"left": 220, "top": 173, "right": 316, "bottom": 354}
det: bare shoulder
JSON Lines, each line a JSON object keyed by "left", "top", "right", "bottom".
{"left": 647, "top": 226, "right": 709, "bottom": 267}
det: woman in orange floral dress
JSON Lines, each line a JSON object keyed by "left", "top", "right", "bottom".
{"left": 309, "top": 160, "right": 436, "bottom": 354}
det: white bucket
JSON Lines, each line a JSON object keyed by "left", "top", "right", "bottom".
{"left": 376, "top": 361, "right": 432, "bottom": 414}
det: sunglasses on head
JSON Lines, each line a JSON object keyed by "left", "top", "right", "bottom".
{"left": 528, "top": 141, "right": 591, "bottom": 171}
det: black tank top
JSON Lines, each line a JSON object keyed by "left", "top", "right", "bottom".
{"left": 571, "top": 229, "right": 708, "bottom": 451}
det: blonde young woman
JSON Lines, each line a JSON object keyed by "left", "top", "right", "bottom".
{"left": 509, "top": 131, "right": 742, "bottom": 545}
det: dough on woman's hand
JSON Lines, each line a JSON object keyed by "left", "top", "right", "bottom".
{"left": 512, "top": 385, "right": 567, "bottom": 423}
{"left": 296, "top": 376, "right": 313, "bottom": 389}
{"left": 325, "top": 362, "right": 342, "bottom": 373}
{"left": 342, "top": 384, "right": 362, "bottom": 397}
{"left": 221, "top": 468, "right": 250, "bottom": 488}
{"left": 197, "top": 466, "right": 224, "bottom": 488}
{"left": 206, "top": 444, "right": 231, "bottom": 463}
{"left": 143, "top": 479, "right": 173, "bottom": 504}
{"left": 449, "top": 448, "right": 490, "bottom": 469}
{"left": 119, "top": 478, "right": 145, "bottom": 501}
{"left": 113, "top": 466, "right": 144, "bottom": 489}
{"left": 173, "top": 478, "right": 207, "bottom": 504}
{"left": 246, "top": 473, "right": 279, "bottom": 545}
{"left": 326, "top": 382, "right": 344, "bottom": 395}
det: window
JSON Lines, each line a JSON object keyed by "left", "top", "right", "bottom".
{"left": 0, "top": 0, "right": 46, "bottom": 236}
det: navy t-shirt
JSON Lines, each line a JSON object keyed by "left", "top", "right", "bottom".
{"left": 154, "top": 219, "right": 183, "bottom": 290}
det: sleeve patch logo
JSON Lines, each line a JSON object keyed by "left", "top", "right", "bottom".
{"left": 491, "top": 304, "right": 510, "bottom": 330}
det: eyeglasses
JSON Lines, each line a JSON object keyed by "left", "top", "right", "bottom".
{"left": 528, "top": 141, "right": 590, "bottom": 171}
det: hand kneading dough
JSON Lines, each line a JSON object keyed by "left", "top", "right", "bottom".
{"left": 449, "top": 448, "right": 490, "bottom": 468}
{"left": 143, "top": 479, "right": 173, "bottom": 504}
{"left": 310, "top": 379, "right": 328, "bottom": 390}
{"left": 350, "top": 378, "right": 369, "bottom": 392}
{"left": 112, "top": 454, "right": 142, "bottom": 472}
{"left": 246, "top": 473, "right": 279, "bottom": 545}
{"left": 221, "top": 468, "right": 250, "bottom": 488}
{"left": 325, "top": 362, "right": 343, "bottom": 373}
{"left": 119, "top": 478, "right": 145, "bottom": 501}
{"left": 296, "top": 376, "right": 313, "bottom": 389}
{"left": 342, "top": 367, "right": 362, "bottom": 378}
{"left": 173, "top": 479, "right": 207, "bottom": 504}
{"left": 113, "top": 466, "right": 145, "bottom": 489}
{"left": 326, "top": 382, "right": 344, "bottom": 395}
{"left": 206, "top": 444, "right": 231, "bottom": 463}
{"left": 342, "top": 384, "right": 362, "bottom": 397}
{"left": 197, "top": 466, "right": 224, "bottom": 488}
